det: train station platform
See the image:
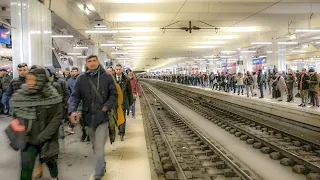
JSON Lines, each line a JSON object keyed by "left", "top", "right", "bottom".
{"left": 148, "top": 79, "right": 320, "bottom": 129}
{"left": 0, "top": 98, "right": 152, "bottom": 180}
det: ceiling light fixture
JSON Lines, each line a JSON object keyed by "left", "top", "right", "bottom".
{"left": 310, "top": 37, "right": 320, "bottom": 40}
{"left": 277, "top": 42, "right": 298, "bottom": 45}
{"left": 251, "top": 42, "right": 272, "bottom": 45}
{"left": 67, "top": 53, "right": 82, "bottom": 55}
{"left": 94, "top": 25, "right": 107, "bottom": 28}
{"left": 241, "top": 50, "right": 256, "bottom": 53}
{"left": 296, "top": 29, "right": 320, "bottom": 32}
{"left": 194, "top": 59, "right": 205, "bottom": 61}
{"left": 204, "top": 56, "right": 214, "bottom": 58}
{"left": 86, "top": 4, "right": 96, "bottom": 11}
{"left": 315, "top": 42, "right": 320, "bottom": 44}
{"left": 210, "top": 35, "right": 237, "bottom": 40}
{"left": 200, "top": 41, "right": 224, "bottom": 45}
{"left": 52, "top": 35, "right": 73, "bottom": 38}
{"left": 111, "top": 52, "right": 128, "bottom": 54}
{"left": 191, "top": 46, "right": 216, "bottom": 48}
{"left": 292, "top": 50, "right": 306, "bottom": 53}
{"left": 221, "top": 51, "right": 237, "bottom": 54}
{"left": 100, "top": 44, "right": 123, "bottom": 47}
{"left": 77, "top": 56, "right": 87, "bottom": 58}
{"left": 73, "top": 46, "right": 88, "bottom": 49}
{"left": 85, "top": 30, "right": 118, "bottom": 34}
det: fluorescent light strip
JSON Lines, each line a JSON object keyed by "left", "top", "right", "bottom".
{"left": 316, "top": 42, "right": 320, "bottom": 44}
{"left": 251, "top": 42, "right": 272, "bottom": 45}
{"left": 296, "top": 29, "right": 320, "bottom": 32}
{"left": 77, "top": 56, "right": 87, "bottom": 58}
{"left": 241, "top": 51, "right": 256, "bottom": 53}
{"left": 67, "top": 53, "right": 82, "bottom": 55}
{"left": 310, "top": 37, "right": 320, "bottom": 40}
{"left": 192, "top": 46, "right": 215, "bottom": 49}
{"left": 111, "top": 52, "right": 128, "bottom": 54}
{"left": 204, "top": 56, "right": 214, "bottom": 58}
{"left": 221, "top": 51, "right": 236, "bottom": 53}
{"left": 277, "top": 42, "right": 298, "bottom": 45}
{"left": 292, "top": 50, "right": 306, "bottom": 53}
{"left": 219, "top": 56, "right": 232, "bottom": 58}
{"left": 85, "top": 30, "right": 118, "bottom": 34}
{"left": 117, "top": 58, "right": 130, "bottom": 60}
{"left": 73, "top": 46, "right": 88, "bottom": 49}
{"left": 194, "top": 59, "right": 205, "bottom": 61}
{"left": 52, "top": 35, "right": 73, "bottom": 38}
{"left": 100, "top": 44, "right": 123, "bottom": 47}
{"left": 94, "top": 25, "right": 107, "bottom": 28}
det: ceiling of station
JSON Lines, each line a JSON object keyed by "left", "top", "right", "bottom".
{"left": 7, "top": 0, "right": 320, "bottom": 71}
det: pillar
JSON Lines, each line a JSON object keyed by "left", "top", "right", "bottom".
{"left": 11, "top": 0, "right": 52, "bottom": 77}
{"left": 267, "top": 41, "right": 286, "bottom": 72}
{"left": 239, "top": 55, "right": 252, "bottom": 74}
{"left": 199, "top": 61, "right": 206, "bottom": 72}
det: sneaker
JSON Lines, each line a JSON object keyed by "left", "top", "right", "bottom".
{"left": 302, "top": 104, "right": 306, "bottom": 107}
{"left": 298, "top": 104, "right": 303, "bottom": 106}
{"left": 120, "top": 135, "right": 124, "bottom": 141}
{"left": 111, "top": 143, "right": 117, "bottom": 151}
{"left": 132, "top": 115, "right": 135, "bottom": 119}
{"left": 81, "top": 134, "right": 87, "bottom": 142}
{"left": 66, "top": 128, "right": 75, "bottom": 134}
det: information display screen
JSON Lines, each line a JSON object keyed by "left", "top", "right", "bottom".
{"left": 0, "top": 26, "right": 10, "bottom": 45}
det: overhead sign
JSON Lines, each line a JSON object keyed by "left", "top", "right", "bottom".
{"left": 0, "top": 26, "right": 10, "bottom": 45}
{"left": 253, "top": 57, "right": 266, "bottom": 65}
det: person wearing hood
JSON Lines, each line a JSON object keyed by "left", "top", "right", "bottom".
{"left": 69, "top": 55, "right": 118, "bottom": 180}
{"left": 276, "top": 73, "right": 287, "bottom": 101}
{"left": 10, "top": 65, "right": 63, "bottom": 180}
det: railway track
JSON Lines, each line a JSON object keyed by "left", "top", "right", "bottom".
{"left": 140, "top": 83, "right": 262, "bottom": 180}
{"left": 143, "top": 80, "right": 320, "bottom": 180}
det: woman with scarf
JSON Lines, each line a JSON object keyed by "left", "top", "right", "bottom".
{"left": 10, "top": 66, "right": 63, "bottom": 180}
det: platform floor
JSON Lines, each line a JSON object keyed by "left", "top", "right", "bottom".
{"left": 0, "top": 98, "right": 151, "bottom": 180}
{"left": 191, "top": 84, "right": 320, "bottom": 110}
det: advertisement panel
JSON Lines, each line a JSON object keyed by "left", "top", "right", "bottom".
{"left": 0, "top": 26, "right": 10, "bottom": 45}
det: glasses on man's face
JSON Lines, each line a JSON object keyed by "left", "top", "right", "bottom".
{"left": 17, "top": 63, "right": 27, "bottom": 68}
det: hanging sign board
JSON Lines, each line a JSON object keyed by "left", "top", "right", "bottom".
{"left": 0, "top": 26, "right": 10, "bottom": 45}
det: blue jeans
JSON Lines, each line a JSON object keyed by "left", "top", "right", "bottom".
{"left": 1, "top": 91, "right": 10, "bottom": 113}
{"left": 131, "top": 100, "right": 136, "bottom": 117}
{"left": 88, "top": 122, "right": 109, "bottom": 179}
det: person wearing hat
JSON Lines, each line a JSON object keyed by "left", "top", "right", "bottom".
{"left": 0, "top": 68, "right": 12, "bottom": 115}
{"left": 9, "top": 65, "right": 63, "bottom": 180}
{"left": 307, "top": 68, "right": 319, "bottom": 107}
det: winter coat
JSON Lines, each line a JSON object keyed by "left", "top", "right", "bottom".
{"left": 1, "top": 74, "right": 12, "bottom": 93}
{"left": 236, "top": 76, "right": 244, "bottom": 86}
{"left": 129, "top": 77, "right": 141, "bottom": 98}
{"left": 298, "top": 73, "right": 310, "bottom": 90}
{"left": 244, "top": 75, "right": 254, "bottom": 85}
{"left": 277, "top": 76, "right": 287, "bottom": 92}
{"left": 309, "top": 73, "right": 319, "bottom": 92}
{"left": 8, "top": 76, "right": 25, "bottom": 97}
{"left": 285, "top": 74, "right": 295, "bottom": 89}
{"left": 69, "top": 66, "right": 118, "bottom": 128}
{"left": 115, "top": 73, "right": 134, "bottom": 111}
{"left": 67, "top": 75, "right": 79, "bottom": 94}
{"left": 115, "top": 83, "right": 125, "bottom": 126}
{"left": 22, "top": 103, "right": 63, "bottom": 159}
{"left": 257, "top": 72, "right": 265, "bottom": 86}
{"left": 57, "top": 78, "right": 70, "bottom": 105}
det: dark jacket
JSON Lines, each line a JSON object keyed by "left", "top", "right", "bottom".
{"left": 115, "top": 73, "right": 134, "bottom": 111}
{"left": 8, "top": 76, "right": 25, "bottom": 97}
{"left": 69, "top": 66, "right": 118, "bottom": 128}
{"left": 285, "top": 74, "right": 295, "bottom": 89}
{"left": 257, "top": 72, "right": 265, "bottom": 86}
{"left": 68, "top": 75, "right": 79, "bottom": 94}
{"left": 298, "top": 73, "right": 310, "bottom": 90}
{"left": 21, "top": 103, "right": 63, "bottom": 159}
{"left": 56, "top": 78, "right": 70, "bottom": 105}
{"left": 309, "top": 73, "right": 319, "bottom": 92}
{"left": 1, "top": 74, "right": 12, "bottom": 93}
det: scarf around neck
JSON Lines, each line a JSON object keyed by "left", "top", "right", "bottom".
{"left": 10, "top": 66, "right": 62, "bottom": 121}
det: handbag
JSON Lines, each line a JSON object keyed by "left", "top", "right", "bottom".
{"left": 5, "top": 118, "right": 32, "bottom": 151}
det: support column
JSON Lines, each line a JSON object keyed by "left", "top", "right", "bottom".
{"left": 11, "top": 0, "right": 52, "bottom": 77}
{"left": 208, "top": 61, "right": 217, "bottom": 73}
{"left": 267, "top": 42, "right": 286, "bottom": 72}
{"left": 239, "top": 55, "right": 251, "bottom": 74}
{"left": 199, "top": 61, "right": 206, "bottom": 72}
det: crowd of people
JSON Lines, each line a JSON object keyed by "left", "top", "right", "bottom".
{"left": 146, "top": 67, "right": 320, "bottom": 108}
{"left": 4, "top": 55, "right": 141, "bottom": 180}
